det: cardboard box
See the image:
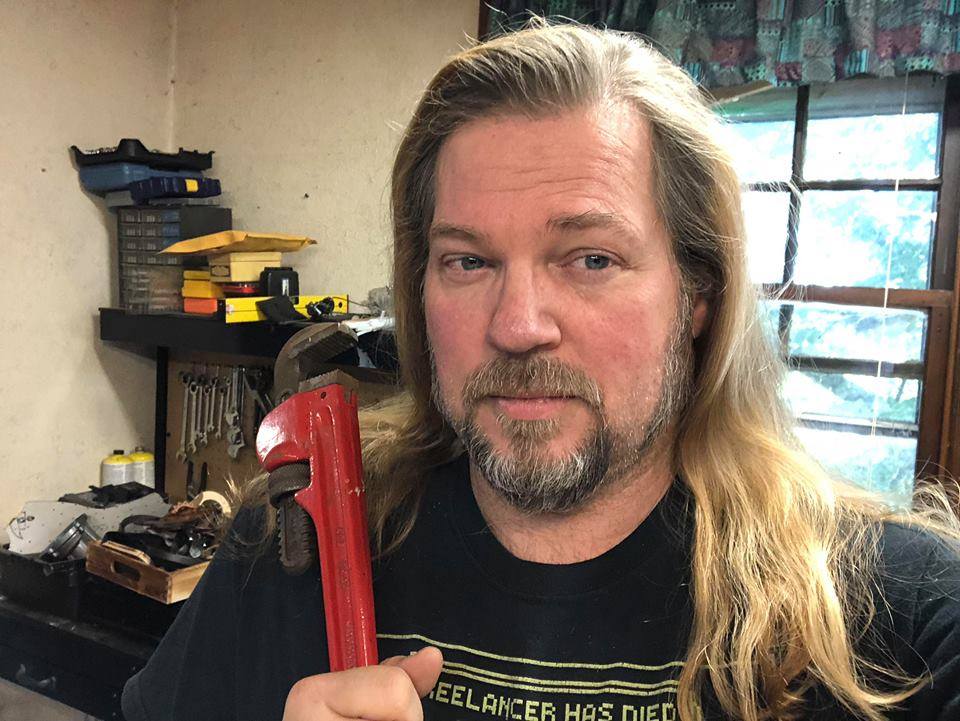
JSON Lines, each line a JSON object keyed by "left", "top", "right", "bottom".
{"left": 183, "top": 297, "right": 219, "bottom": 314}
{"left": 209, "top": 252, "right": 282, "bottom": 282}
{"left": 182, "top": 279, "right": 224, "bottom": 299}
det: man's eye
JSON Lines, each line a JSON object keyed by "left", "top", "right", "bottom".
{"left": 581, "top": 254, "right": 611, "bottom": 270}
{"left": 455, "top": 256, "right": 486, "bottom": 271}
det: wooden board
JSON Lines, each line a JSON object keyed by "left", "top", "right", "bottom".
{"left": 85, "top": 541, "right": 209, "bottom": 604}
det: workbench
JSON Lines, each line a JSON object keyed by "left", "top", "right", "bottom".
{"left": 0, "top": 593, "right": 159, "bottom": 719}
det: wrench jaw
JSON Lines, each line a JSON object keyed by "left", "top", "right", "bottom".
{"left": 266, "top": 463, "right": 315, "bottom": 576}
{"left": 256, "top": 382, "right": 377, "bottom": 672}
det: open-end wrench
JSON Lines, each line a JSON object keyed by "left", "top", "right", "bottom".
{"left": 224, "top": 368, "right": 240, "bottom": 427}
{"left": 206, "top": 378, "right": 218, "bottom": 433}
{"left": 236, "top": 366, "right": 246, "bottom": 427}
{"left": 200, "top": 380, "right": 214, "bottom": 444}
{"left": 196, "top": 378, "right": 208, "bottom": 448}
{"left": 215, "top": 380, "right": 227, "bottom": 440}
{"left": 186, "top": 381, "right": 199, "bottom": 456}
{"left": 175, "top": 373, "right": 191, "bottom": 462}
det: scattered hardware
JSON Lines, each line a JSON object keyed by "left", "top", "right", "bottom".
{"left": 40, "top": 514, "right": 101, "bottom": 561}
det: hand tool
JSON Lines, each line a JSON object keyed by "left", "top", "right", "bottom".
{"left": 226, "top": 427, "right": 245, "bottom": 459}
{"left": 205, "top": 378, "right": 217, "bottom": 433}
{"left": 197, "top": 377, "right": 210, "bottom": 448}
{"left": 186, "top": 380, "right": 199, "bottom": 456}
{"left": 215, "top": 378, "right": 227, "bottom": 440}
{"left": 224, "top": 367, "right": 240, "bottom": 427}
{"left": 256, "top": 323, "right": 374, "bottom": 673}
{"left": 176, "top": 373, "right": 192, "bottom": 462}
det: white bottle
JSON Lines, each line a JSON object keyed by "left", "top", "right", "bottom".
{"left": 128, "top": 446, "right": 156, "bottom": 488}
{"left": 100, "top": 450, "right": 132, "bottom": 486}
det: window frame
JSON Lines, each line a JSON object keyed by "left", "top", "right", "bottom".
{"left": 741, "top": 75, "right": 960, "bottom": 482}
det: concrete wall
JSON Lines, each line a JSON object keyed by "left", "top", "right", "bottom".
{"left": 0, "top": 0, "right": 476, "bottom": 530}
{"left": 0, "top": 0, "right": 174, "bottom": 532}
{"left": 173, "top": 0, "right": 478, "bottom": 301}
{"left": 1, "top": 1, "right": 475, "bottom": 714}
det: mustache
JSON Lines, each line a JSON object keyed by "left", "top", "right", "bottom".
{"left": 461, "top": 356, "right": 603, "bottom": 412}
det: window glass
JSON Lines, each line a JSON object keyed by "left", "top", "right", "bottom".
{"left": 805, "top": 76, "right": 944, "bottom": 181}
{"left": 762, "top": 301, "right": 927, "bottom": 364}
{"left": 722, "top": 121, "right": 794, "bottom": 183}
{"left": 805, "top": 113, "right": 940, "bottom": 180}
{"left": 795, "top": 426, "right": 916, "bottom": 502}
{"left": 794, "top": 190, "right": 936, "bottom": 289}
{"left": 785, "top": 371, "right": 920, "bottom": 425}
{"left": 742, "top": 191, "right": 789, "bottom": 283}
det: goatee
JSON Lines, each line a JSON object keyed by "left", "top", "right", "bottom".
{"left": 432, "top": 296, "right": 694, "bottom": 515}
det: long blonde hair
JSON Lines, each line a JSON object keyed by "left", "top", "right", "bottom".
{"left": 344, "top": 19, "right": 959, "bottom": 721}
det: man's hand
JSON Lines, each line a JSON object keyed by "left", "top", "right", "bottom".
{"left": 282, "top": 647, "right": 444, "bottom": 720}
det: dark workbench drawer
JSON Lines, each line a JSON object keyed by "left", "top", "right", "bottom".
{"left": 0, "top": 641, "right": 131, "bottom": 719}
{"left": 0, "top": 594, "right": 155, "bottom": 719}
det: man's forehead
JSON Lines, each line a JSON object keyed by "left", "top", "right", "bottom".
{"left": 436, "top": 104, "right": 650, "bottom": 184}
{"left": 431, "top": 104, "right": 659, "bottom": 241}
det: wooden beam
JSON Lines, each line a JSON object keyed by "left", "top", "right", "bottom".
{"left": 762, "top": 284, "right": 954, "bottom": 309}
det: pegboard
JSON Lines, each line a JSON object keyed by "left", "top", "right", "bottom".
{"left": 161, "top": 351, "right": 399, "bottom": 503}
{"left": 164, "top": 351, "right": 270, "bottom": 503}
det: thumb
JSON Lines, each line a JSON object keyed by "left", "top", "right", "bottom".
{"left": 395, "top": 646, "right": 444, "bottom": 698}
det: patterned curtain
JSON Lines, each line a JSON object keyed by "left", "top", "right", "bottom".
{"left": 484, "top": 1, "right": 960, "bottom": 89}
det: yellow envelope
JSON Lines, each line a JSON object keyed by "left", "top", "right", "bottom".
{"left": 161, "top": 230, "right": 317, "bottom": 255}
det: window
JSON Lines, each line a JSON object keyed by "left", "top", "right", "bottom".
{"left": 717, "top": 76, "right": 960, "bottom": 502}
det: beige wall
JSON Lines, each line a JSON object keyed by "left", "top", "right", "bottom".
{"left": 1, "top": 0, "right": 474, "bottom": 714}
{"left": 1, "top": 0, "right": 476, "bottom": 527}
{"left": 174, "top": 0, "right": 478, "bottom": 301}
{"left": 0, "top": 0, "right": 174, "bottom": 531}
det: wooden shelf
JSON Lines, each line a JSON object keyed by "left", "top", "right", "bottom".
{"left": 98, "top": 307, "right": 308, "bottom": 358}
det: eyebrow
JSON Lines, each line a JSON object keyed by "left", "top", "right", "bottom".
{"left": 546, "top": 210, "right": 640, "bottom": 240}
{"left": 428, "top": 222, "right": 488, "bottom": 244}
{"left": 427, "top": 210, "right": 640, "bottom": 245}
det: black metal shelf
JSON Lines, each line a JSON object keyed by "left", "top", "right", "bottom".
{"left": 99, "top": 307, "right": 308, "bottom": 358}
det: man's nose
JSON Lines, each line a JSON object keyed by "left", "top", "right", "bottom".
{"left": 485, "top": 267, "right": 561, "bottom": 355}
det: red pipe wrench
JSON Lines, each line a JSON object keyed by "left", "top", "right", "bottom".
{"left": 256, "top": 372, "right": 378, "bottom": 671}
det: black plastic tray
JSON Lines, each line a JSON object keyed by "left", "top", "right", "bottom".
{"left": 70, "top": 138, "right": 213, "bottom": 171}
{"left": 0, "top": 545, "right": 85, "bottom": 620}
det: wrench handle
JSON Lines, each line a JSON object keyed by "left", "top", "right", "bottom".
{"left": 256, "top": 383, "right": 377, "bottom": 672}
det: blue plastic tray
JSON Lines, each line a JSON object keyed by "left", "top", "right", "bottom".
{"left": 78, "top": 163, "right": 202, "bottom": 195}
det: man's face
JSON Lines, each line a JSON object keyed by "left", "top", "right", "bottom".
{"left": 423, "top": 103, "right": 707, "bottom": 514}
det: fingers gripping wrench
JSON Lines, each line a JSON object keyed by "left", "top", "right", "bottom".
{"left": 255, "top": 377, "right": 377, "bottom": 672}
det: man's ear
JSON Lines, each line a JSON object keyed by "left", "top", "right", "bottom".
{"left": 691, "top": 293, "right": 711, "bottom": 339}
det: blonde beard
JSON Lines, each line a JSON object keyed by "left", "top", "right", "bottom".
{"left": 432, "top": 294, "right": 694, "bottom": 515}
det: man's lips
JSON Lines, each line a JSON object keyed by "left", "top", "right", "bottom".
{"left": 486, "top": 395, "right": 574, "bottom": 421}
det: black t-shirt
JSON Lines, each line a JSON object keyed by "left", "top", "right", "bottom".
{"left": 122, "top": 457, "right": 960, "bottom": 720}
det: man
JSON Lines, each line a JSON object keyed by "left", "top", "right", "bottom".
{"left": 123, "top": 21, "right": 960, "bottom": 721}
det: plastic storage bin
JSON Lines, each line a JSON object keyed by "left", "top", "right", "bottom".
{"left": 129, "top": 177, "right": 222, "bottom": 203}
{"left": 0, "top": 545, "right": 85, "bottom": 620}
{"left": 117, "top": 206, "right": 231, "bottom": 242}
{"left": 79, "top": 163, "right": 202, "bottom": 194}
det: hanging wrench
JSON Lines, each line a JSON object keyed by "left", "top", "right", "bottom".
{"left": 216, "top": 379, "right": 227, "bottom": 440}
{"left": 227, "top": 426, "right": 246, "bottom": 459}
{"left": 200, "top": 380, "right": 214, "bottom": 445}
{"left": 224, "top": 368, "right": 240, "bottom": 427}
{"left": 195, "top": 377, "right": 207, "bottom": 448}
{"left": 186, "top": 380, "right": 200, "bottom": 456}
{"left": 206, "top": 378, "right": 217, "bottom": 433}
{"left": 175, "top": 373, "right": 192, "bottom": 462}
